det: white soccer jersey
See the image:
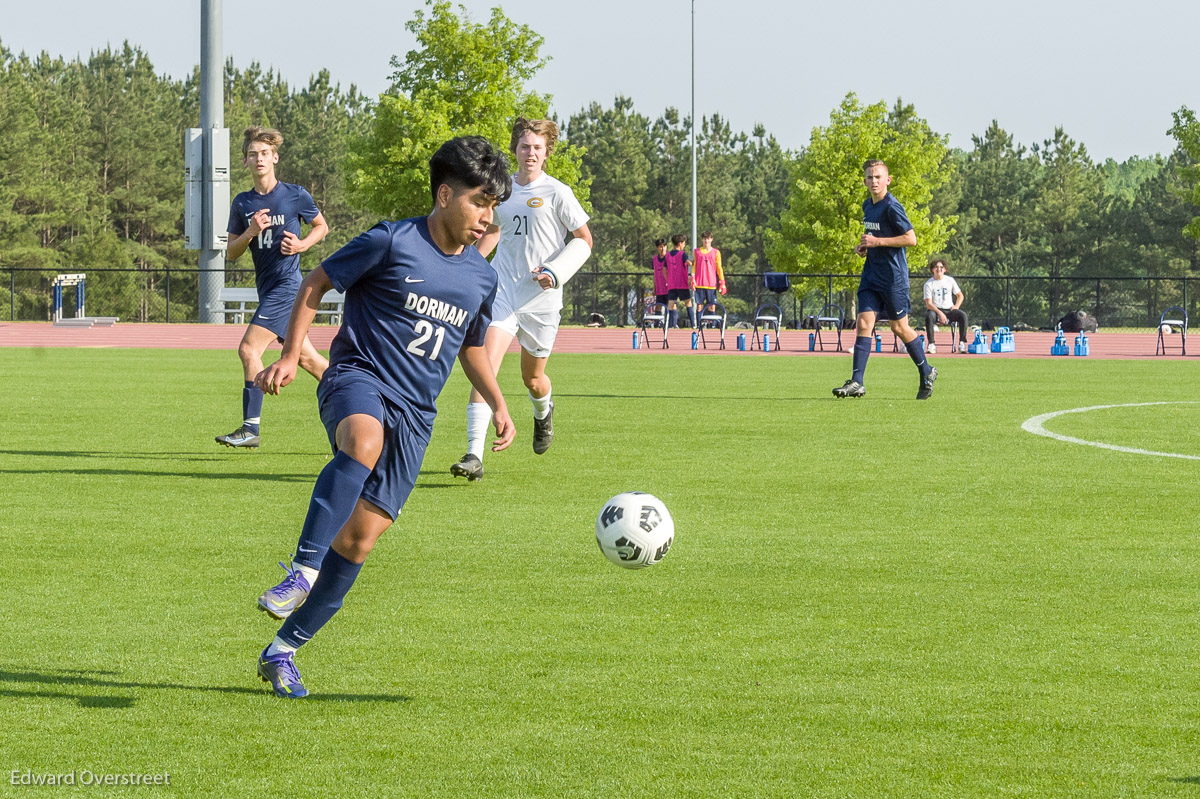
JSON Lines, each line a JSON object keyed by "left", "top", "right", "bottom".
{"left": 923, "top": 275, "right": 962, "bottom": 310}
{"left": 489, "top": 173, "right": 589, "bottom": 313}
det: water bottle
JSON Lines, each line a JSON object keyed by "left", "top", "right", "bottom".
{"left": 763, "top": 333, "right": 771, "bottom": 350}
{"left": 632, "top": 331, "right": 640, "bottom": 349}
{"left": 691, "top": 331, "right": 698, "bottom": 350}
{"left": 737, "top": 333, "right": 746, "bottom": 351}
{"left": 808, "top": 332, "right": 815, "bottom": 351}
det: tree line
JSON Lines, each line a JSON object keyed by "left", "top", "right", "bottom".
{"left": 1, "top": 0, "right": 1198, "bottom": 327}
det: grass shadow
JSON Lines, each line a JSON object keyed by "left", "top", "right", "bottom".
{"left": 0, "top": 467, "right": 314, "bottom": 482}
{"left": 0, "top": 666, "right": 411, "bottom": 706}
{"left": 0, "top": 449, "right": 326, "bottom": 461}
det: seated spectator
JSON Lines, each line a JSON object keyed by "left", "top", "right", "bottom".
{"left": 923, "top": 258, "right": 968, "bottom": 353}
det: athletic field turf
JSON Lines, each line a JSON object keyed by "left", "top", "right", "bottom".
{"left": 2, "top": 348, "right": 1198, "bottom": 798}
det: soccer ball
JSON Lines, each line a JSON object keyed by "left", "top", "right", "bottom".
{"left": 1161, "top": 323, "right": 1173, "bottom": 335}
{"left": 595, "top": 492, "right": 675, "bottom": 570}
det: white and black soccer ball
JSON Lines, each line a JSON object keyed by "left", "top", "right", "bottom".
{"left": 595, "top": 492, "right": 675, "bottom": 569}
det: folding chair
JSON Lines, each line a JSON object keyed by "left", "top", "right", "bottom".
{"left": 698, "top": 301, "right": 727, "bottom": 350}
{"left": 1156, "top": 306, "right": 1187, "bottom": 355}
{"left": 926, "top": 321, "right": 959, "bottom": 354}
{"left": 815, "top": 304, "right": 844, "bottom": 352}
{"left": 752, "top": 303, "right": 782, "bottom": 350}
{"left": 640, "top": 301, "right": 669, "bottom": 349}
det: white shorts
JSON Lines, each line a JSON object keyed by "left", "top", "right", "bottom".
{"left": 489, "top": 291, "right": 561, "bottom": 358}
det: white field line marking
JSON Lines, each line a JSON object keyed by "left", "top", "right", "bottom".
{"left": 1021, "top": 401, "right": 1200, "bottom": 460}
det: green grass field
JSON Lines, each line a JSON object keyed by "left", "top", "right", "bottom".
{"left": 2, "top": 347, "right": 1199, "bottom": 798}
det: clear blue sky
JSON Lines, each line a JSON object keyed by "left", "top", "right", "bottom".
{"left": 3, "top": 0, "right": 1196, "bottom": 161}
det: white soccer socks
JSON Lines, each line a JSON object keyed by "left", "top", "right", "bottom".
{"left": 466, "top": 402, "right": 491, "bottom": 459}
{"left": 529, "top": 390, "right": 552, "bottom": 421}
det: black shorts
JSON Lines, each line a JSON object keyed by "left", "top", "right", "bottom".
{"left": 667, "top": 288, "right": 692, "bottom": 302}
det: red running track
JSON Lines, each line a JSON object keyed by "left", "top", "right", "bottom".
{"left": 0, "top": 321, "right": 1190, "bottom": 360}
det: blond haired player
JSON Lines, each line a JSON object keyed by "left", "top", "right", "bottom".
{"left": 450, "top": 118, "right": 593, "bottom": 481}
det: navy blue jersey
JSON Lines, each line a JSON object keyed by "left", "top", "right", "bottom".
{"left": 860, "top": 193, "right": 914, "bottom": 291}
{"left": 227, "top": 182, "right": 321, "bottom": 295}
{"left": 321, "top": 217, "right": 497, "bottom": 431}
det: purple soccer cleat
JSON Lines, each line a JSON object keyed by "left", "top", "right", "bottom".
{"left": 257, "top": 647, "right": 308, "bottom": 698}
{"left": 257, "top": 561, "right": 312, "bottom": 620}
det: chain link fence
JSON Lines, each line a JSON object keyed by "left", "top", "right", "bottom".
{"left": 563, "top": 272, "right": 1197, "bottom": 331}
{"left": 3, "top": 266, "right": 1195, "bottom": 330}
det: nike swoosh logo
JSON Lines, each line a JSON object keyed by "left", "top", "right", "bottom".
{"left": 404, "top": 276, "right": 424, "bottom": 283}
{"left": 258, "top": 316, "right": 270, "bottom": 320}
{"left": 298, "top": 547, "right": 317, "bottom": 553}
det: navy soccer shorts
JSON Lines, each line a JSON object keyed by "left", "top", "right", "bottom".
{"left": 316, "top": 371, "right": 429, "bottom": 520}
{"left": 667, "top": 288, "right": 692, "bottom": 302}
{"left": 857, "top": 285, "right": 911, "bottom": 321}
{"left": 694, "top": 287, "right": 717, "bottom": 306}
{"left": 250, "top": 279, "right": 302, "bottom": 341}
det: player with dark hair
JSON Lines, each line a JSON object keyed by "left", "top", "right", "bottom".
{"left": 651, "top": 238, "right": 669, "bottom": 308}
{"left": 665, "top": 233, "right": 693, "bottom": 328}
{"left": 216, "top": 125, "right": 330, "bottom": 449}
{"left": 449, "top": 117, "right": 592, "bottom": 482}
{"left": 833, "top": 159, "right": 937, "bottom": 400}
{"left": 253, "top": 136, "right": 516, "bottom": 697}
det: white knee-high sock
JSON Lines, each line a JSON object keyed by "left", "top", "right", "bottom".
{"left": 529, "top": 390, "right": 552, "bottom": 420}
{"left": 466, "top": 402, "right": 490, "bottom": 459}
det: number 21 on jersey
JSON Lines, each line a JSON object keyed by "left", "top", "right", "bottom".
{"left": 407, "top": 320, "right": 445, "bottom": 360}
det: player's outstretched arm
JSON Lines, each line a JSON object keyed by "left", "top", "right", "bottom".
{"left": 256, "top": 266, "right": 332, "bottom": 395}
{"left": 458, "top": 344, "right": 514, "bottom": 451}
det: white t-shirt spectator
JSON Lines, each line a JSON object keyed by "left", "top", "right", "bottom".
{"left": 923, "top": 275, "right": 962, "bottom": 310}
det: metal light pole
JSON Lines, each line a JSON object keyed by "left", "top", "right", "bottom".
{"left": 197, "top": 0, "right": 228, "bottom": 322}
{"left": 690, "top": 0, "right": 697, "bottom": 251}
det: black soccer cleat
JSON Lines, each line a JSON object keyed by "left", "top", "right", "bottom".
{"left": 215, "top": 427, "right": 260, "bottom": 448}
{"left": 917, "top": 366, "right": 938, "bottom": 400}
{"left": 832, "top": 380, "right": 866, "bottom": 399}
{"left": 532, "top": 403, "right": 554, "bottom": 455}
{"left": 450, "top": 453, "right": 484, "bottom": 482}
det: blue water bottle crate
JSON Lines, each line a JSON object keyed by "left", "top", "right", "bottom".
{"left": 990, "top": 326, "right": 1015, "bottom": 353}
{"left": 1050, "top": 327, "right": 1070, "bottom": 356}
{"left": 967, "top": 327, "right": 988, "bottom": 354}
{"left": 1073, "top": 332, "right": 1089, "bottom": 356}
